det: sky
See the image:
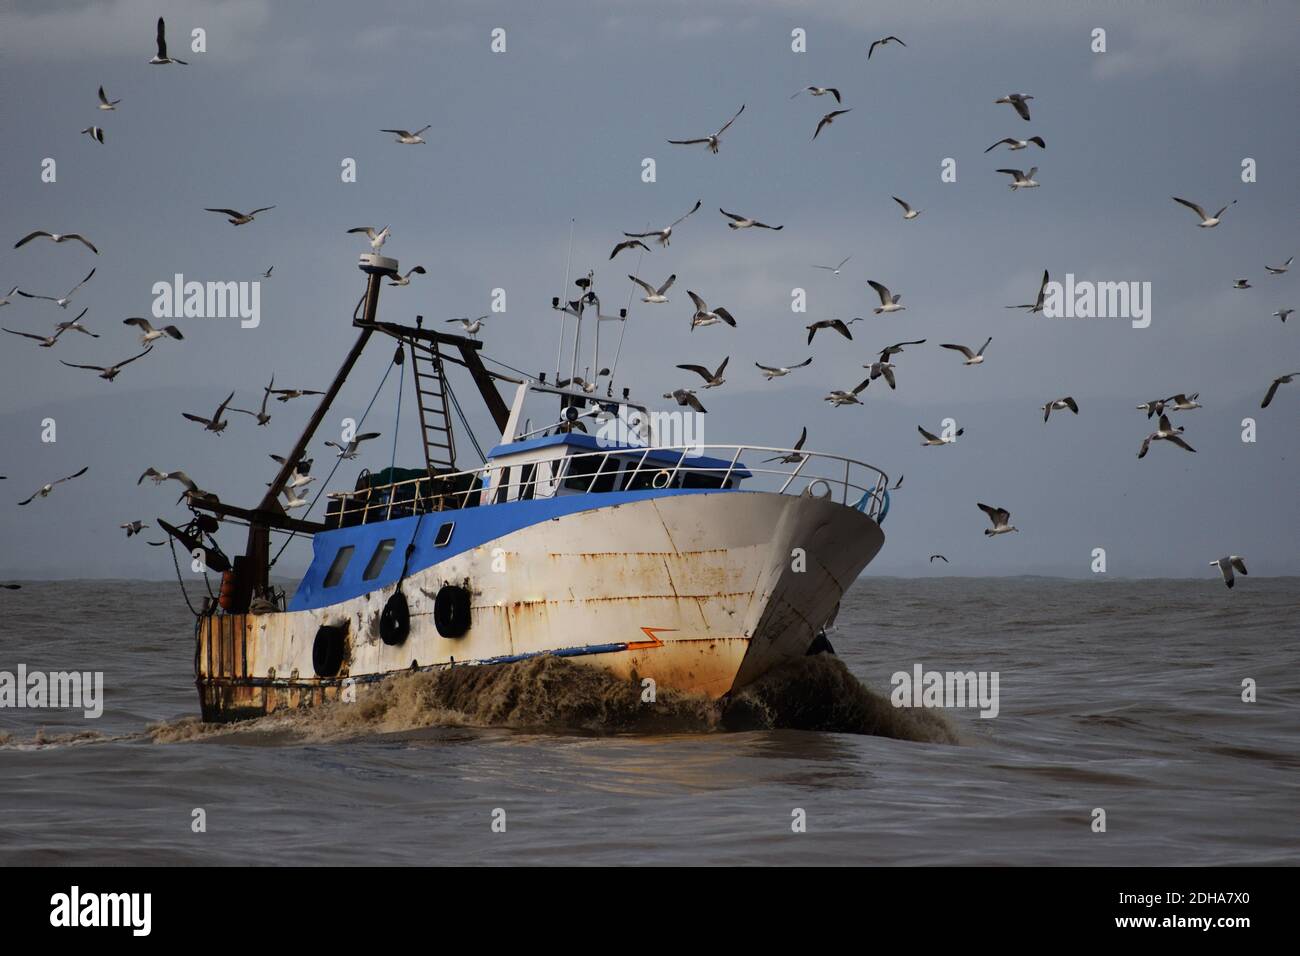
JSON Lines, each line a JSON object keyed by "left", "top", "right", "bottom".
{"left": 0, "top": 0, "right": 1296, "bottom": 582}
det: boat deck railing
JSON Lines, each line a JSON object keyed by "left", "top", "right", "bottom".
{"left": 324, "top": 444, "right": 890, "bottom": 528}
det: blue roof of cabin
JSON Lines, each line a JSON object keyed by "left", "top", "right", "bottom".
{"left": 487, "top": 432, "right": 750, "bottom": 476}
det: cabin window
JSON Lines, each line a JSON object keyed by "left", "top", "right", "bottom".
{"left": 563, "top": 454, "right": 621, "bottom": 493}
{"left": 323, "top": 545, "right": 356, "bottom": 588}
{"left": 681, "top": 472, "right": 727, "bottom": 490}
{"left": 362, "top": 539, "right": 395, "bottom": 581}
{"left": 434, "top": 521, "right": 455, "bottom": 547}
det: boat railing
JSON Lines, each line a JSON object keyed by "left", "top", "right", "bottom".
{"left": 323, "top": 445, "right": 891, "bottom": 527}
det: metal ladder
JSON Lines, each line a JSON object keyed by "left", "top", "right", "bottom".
{"left": 408, "top": 339, "right": 457, "bottom": 472}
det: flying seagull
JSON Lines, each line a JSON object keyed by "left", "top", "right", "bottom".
{"left": 18, "top": 268, "right": 96, "bottom": 308}
{"left": 80, "top": 126, "right": 105, "bottom": 144}
{"left": 389, "top": 266, "right": 426, "bottom": 287}
{"left": 864, "top": 360, "right": 897, "bottom": 389}
{"left": 381, "top": 125, "right": 431, "bottom": 144}
{"left": 204, "top": 206, "right": 275, "bottom": 226}
{"left": 813, "top": 109, "right": 852, "bottom": 140}
{"left": 262, "top": 266, "right": 273, "bottom": 278}
{"left": 687, "top": 291, "right": 737, "bottom": 331}
{"left": 940, "top": 337, "right": 992, "bottom": 365}
{"left": 1171, "top": 197, "right": 1235, "bottom": 228}
{"left": 270, "top": 387, "right": 324, "bottom": 403}
{"left": 149, "top": 17, "right": 188, "bottom": 65}
{"left": 994, "top": 93, "right": 1034, "bottom": 121}
{"left": 867, "top": 279, "right": 905, "bottom": 314}
{"left": 1260, "top": 372, "right": 1298, "bottom": 409}
{"left": 676, "top": 356, "right": 729, "bottom": 389}
{"left": 121, "top": 520, "right": 149, "bottom": 538}
{"left": 610, "top": 238, "right": 650, "bottom": 260}
{"left": 623, "top": 200, "right": 702, "bottom": 247}
{"left": 231, "top": 377, "right": 275, "bottom": 426}
{"left": 764, "top": 426, "right": 808, "bottom": 463}
{"left": 3, "top": 320, "right": 73, "bottom": 348}
{"left": 892, "top": 197, "right": 921, "bottom": 220}
{"left": 756, "top": 357, "right": 812, "bottom": 379}
{"left": 1041, "top": 396, "right": 1079, "bottom": 422}
{"left": 138, "top": 469, "right": 215, "bottom": 504}
{"left": 719, "top": 208, "right": 783, "bottom": 230}
{"left": 628, "top": 273, "right": 675, "bottom": 303}
{"left": 875, "top": 339, "right": 925, "bottom": 363}
{"left": 1137, "top": 415, "right": 1195, "bottom": 458}
{"left": 1273, "top": 309, "right": 1292, "bottom": 323}
{"left": 182, "top": 390, "right": 236, "bottom": 434}
{"left": 996, "top": 167, "right": 1040, "bottom": 189}
{"left": 54, "top": 308, "right": 98, "bottom": 338}
{"left": 97, "top": 86, "right": 121, "bottom": 110}
{"left": 663, "top": 388, "right": 707, "bottom": 413}
{"left": 985, "top": 136, "right": 1045, "bottom": 153}
{"left": 824, "top": 378, "right": 871, "bottom": 406}
{"left": 806, "top": 318, "right": 854, "bottom": 344}
{"left": 326, "top": 432, "right": 381, "bottom": 460}
{"left": 0, "top": 285, "right": 17, "bottom": 307}
{"left": 1209, "top": 556, "right": 1248, "bottom": 589}
{"left": 868, "top": 36, "right": 906, "bottom": 58}
{"left": 124, "top": 317, "right": 183, "bottom": 344}
{"left": 918, "top": 425, "right": 963, "bottom": 446}
{"left": 60, "top": 347, "right": 154, "bottom": 382}
{"left": 812, "top": 256, "right": 852, "bottom": 275}
{"left": 929, "top": 554, "right": 949, "bottom": 563}
{"left": 1232, "top": 278, "right": 1251, "bottom": 290}
{"left": 14, "top": 231, "right": 99, "bottom": 255}
{"left": 1007, "top": 269, "right": 1050, "bottom": 313}
{"left": 446, "top": 315, "right": 489, "bottom": 338}
{"left": 667, "top": 105, "right": 745, "bottom": 154}
{"left": 17, "top": 467, "right": 89, "bottom": 506}
{"left": 791, "top": 86, "right": 841, "bottom": 103}
{"left": 347, "top": 225, "right": 390, "bottom": 251}
{"left": 1165, "top": 393, "right": 1201, "bottom": 411}
{"left": 1265, "top": 256, "right": 1293, "bottom": 275}
{"left": 978, "top": 503, "right": 1018, "bottom": 535}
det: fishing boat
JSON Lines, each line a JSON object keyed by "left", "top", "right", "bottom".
{"left": 181, "top": 254, "right": 891, "bottom": 721}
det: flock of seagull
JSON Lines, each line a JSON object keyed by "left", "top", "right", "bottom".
{"left": 1, "top": 19, "right": 1293, "bottom": 591}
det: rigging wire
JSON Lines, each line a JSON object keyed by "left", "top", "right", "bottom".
{"left": 606, "top": 228, "right": 648, "bottom": 390}
{"left": 445, "top": 376, "right": 486, "bottom": 464}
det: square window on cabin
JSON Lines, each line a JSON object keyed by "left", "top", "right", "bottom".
{"left": 434, "top": 522, "right": 455, "bottom": 547}
{"left": 563, "top": 455, "right": 621, "bottom": 493}
{"left": 362, "top": 539, "right": 396, "bottom": 581}
{"left": 323, "top": 545, "right": 356, "bottom": 588}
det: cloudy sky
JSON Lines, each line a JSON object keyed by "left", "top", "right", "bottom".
{"left": 0, "top": 0, "right": 1295, "bottom": 581}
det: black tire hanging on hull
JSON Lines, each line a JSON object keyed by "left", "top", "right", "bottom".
{"left": 434, "top": 585, "right": 472, "bottom": 638}
{"left": 380, "top": 590, "right": 410, "bottom": 646}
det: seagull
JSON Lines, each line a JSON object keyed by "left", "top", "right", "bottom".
{"left": 231, "top": 377, "right": 275, "bottom": 426}
{"left": 17, "top": 467, "right": 89, "bottom": 506}
{"left": 389, "top": 266, "right": 427, "bottom": 287}
{"left": 270, "top": 387, "right": 325, "bottom": 403}
{"left": 667, "top": 104, "right": 744, "bottom": 154}
{"left": 824, "top": 378, "right": 871, "bottom": 406}
{"left": 60, "top": 347, "right": 153, "bottom": 382}
{"left": 0, "top": 285, "right": 17, "bottom": 306}
{"left": 791, "top": 86, "right": 841, "bottom": 103}
{"left": 158, "top": 470, "right": 216, "bottom": 505}
{"left": 940, "top": 337, "right": 992, "bottom": 365}
{"left": 347, "top": 226, "right": 390, "bottom": 251}
{"left": 764, "top": 427, "right": 808, "bottom": 463}
{"left": 867, "top": 279, "right": 905, "bottom": 314}
{"left": 868, "top": 36, "right": 906, "bottom": 58}
{"left": 269, "top": 455, "right": 315, "bottom": 491}
{"left": 1233, "top": 278, "right": 1251, "bottom": 290}
{"left": 663, "top": 388, "right": 707, "bottom": 413}
{"left": 994, "top": 93, "right": 1034, "bottom": 121}
{"left": 204, "top": 206, "right": 275, "bottom": 226}
{"left": 137, "top": 467, "right": 172, "bottom": 485}
{"left": 1265, "top": 256, "right": 1293, "bottom": 275}
{"left": 610, "top": 238, "right": 650, "bottom": 260}
{"left": 891, "top": 475, "right": 904, "bottom": 490}
{"left": 813, "top": 109, "right": 852, "bottom": 140}
{"left": 806, "top": 318, "right": 854, "bottom": 344}
{"left": 1166, "top": 393, "right": 1201, "bottom": 411}
{"left": 918, "top": 425, "right": 963, "bottom": 446}
{"left": 876, "top": 339, "right": 925, "bottom": 363}
{"left": 120, "top": 520, "right": 149, "bottom": 538}
{"left": 1041, "top": 396, "right": 1079, "bottom": 422}
{"left": 123, "top": 317, "right": 184, "bottom": 344}
{"left": 812, "top": 256, "right": 852, "bottom": 275}
{"left": 1136, "top": 397, "right": 1168, "bottom": 419}
{"left": 756, "top": 357, "right": 812, "bottom": 379}
{"left": 623, "top": 200, "right": 702, "bottom": 247}
{"left": 676, "top": 356, "right": 729, "bottom": 388}
{"left": 55, "top": 308, "right": 98, "bottom": 338}
{"left": 3, "top": 322, "right": 70, "bottom": 348}
{"left": 929, "top": 554, "right": 949, "bottom": 563}
{"left": 1137, "top": 415, "right": 1195, "bottom": 458}
{"left": 281, "top": 487, "right": 310, "bottom": 510}
{"left": 1171, "top": 197, "right": 1235, "bottom": 228}
{"left": 864, "top": 360, "right": 897, "bottom": 389}
{"left": 1260, "top": 373, "right": 1298, "bottom": 409}
{"left": 262, "top": 266, "right": 274, "bottom": 278}
{"left": 446, "top": 315, "right": 489, "bottom": 338}
{"left": 978, "top": 503, "right": 1018, "bottom": 535}
{"left": 1273, "top": 309, "right": 1293, "bottom": 323}
{"left": 1209, "top": 556, "right": 1248, "bottom": 589}
{"left": 628, "top": 274, "right": 676, "bottom": 303}
{"left": 80, "top": 126, "right": 105, "bottom": 144}
{"left": 985, "top": 136, "right": 1045, "bottom": 153}
{"left": 18, "top": 268, "right": 96, "bottom": 308}
{"left": 996, "top": 167, "right": 1040, "bottom": 189}
{"left": 326, "top": 432, "right": 381, "bottom": 460}
{"left": 182, "top": 390, "right": 236, "bottom": 434}
{"left": 97, "top": 86, "right": 121, "bottom": 110}
{"left": 687, "top": 291, "right": 737, "bottom": 331}
{"left": 719, "top": 208, "right": 783, "bottom": 230}
{"left": 149, "top": 17, "right": 188, "bottom": 64}
{"left": 381, "top": 125, "right": 431, "bottom": 144}
{"left": 892, "top": 197, "right": 921, "bottom": 220}
{"left": 14, "top": 231, "right": 99, "bottom": 255}
{"left": 1007, "top": 270, "right": 1050, "bottom": 313}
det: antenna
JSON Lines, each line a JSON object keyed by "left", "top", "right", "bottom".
{"left": 555, "top": 218, "right": 575, "bottom": 383}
